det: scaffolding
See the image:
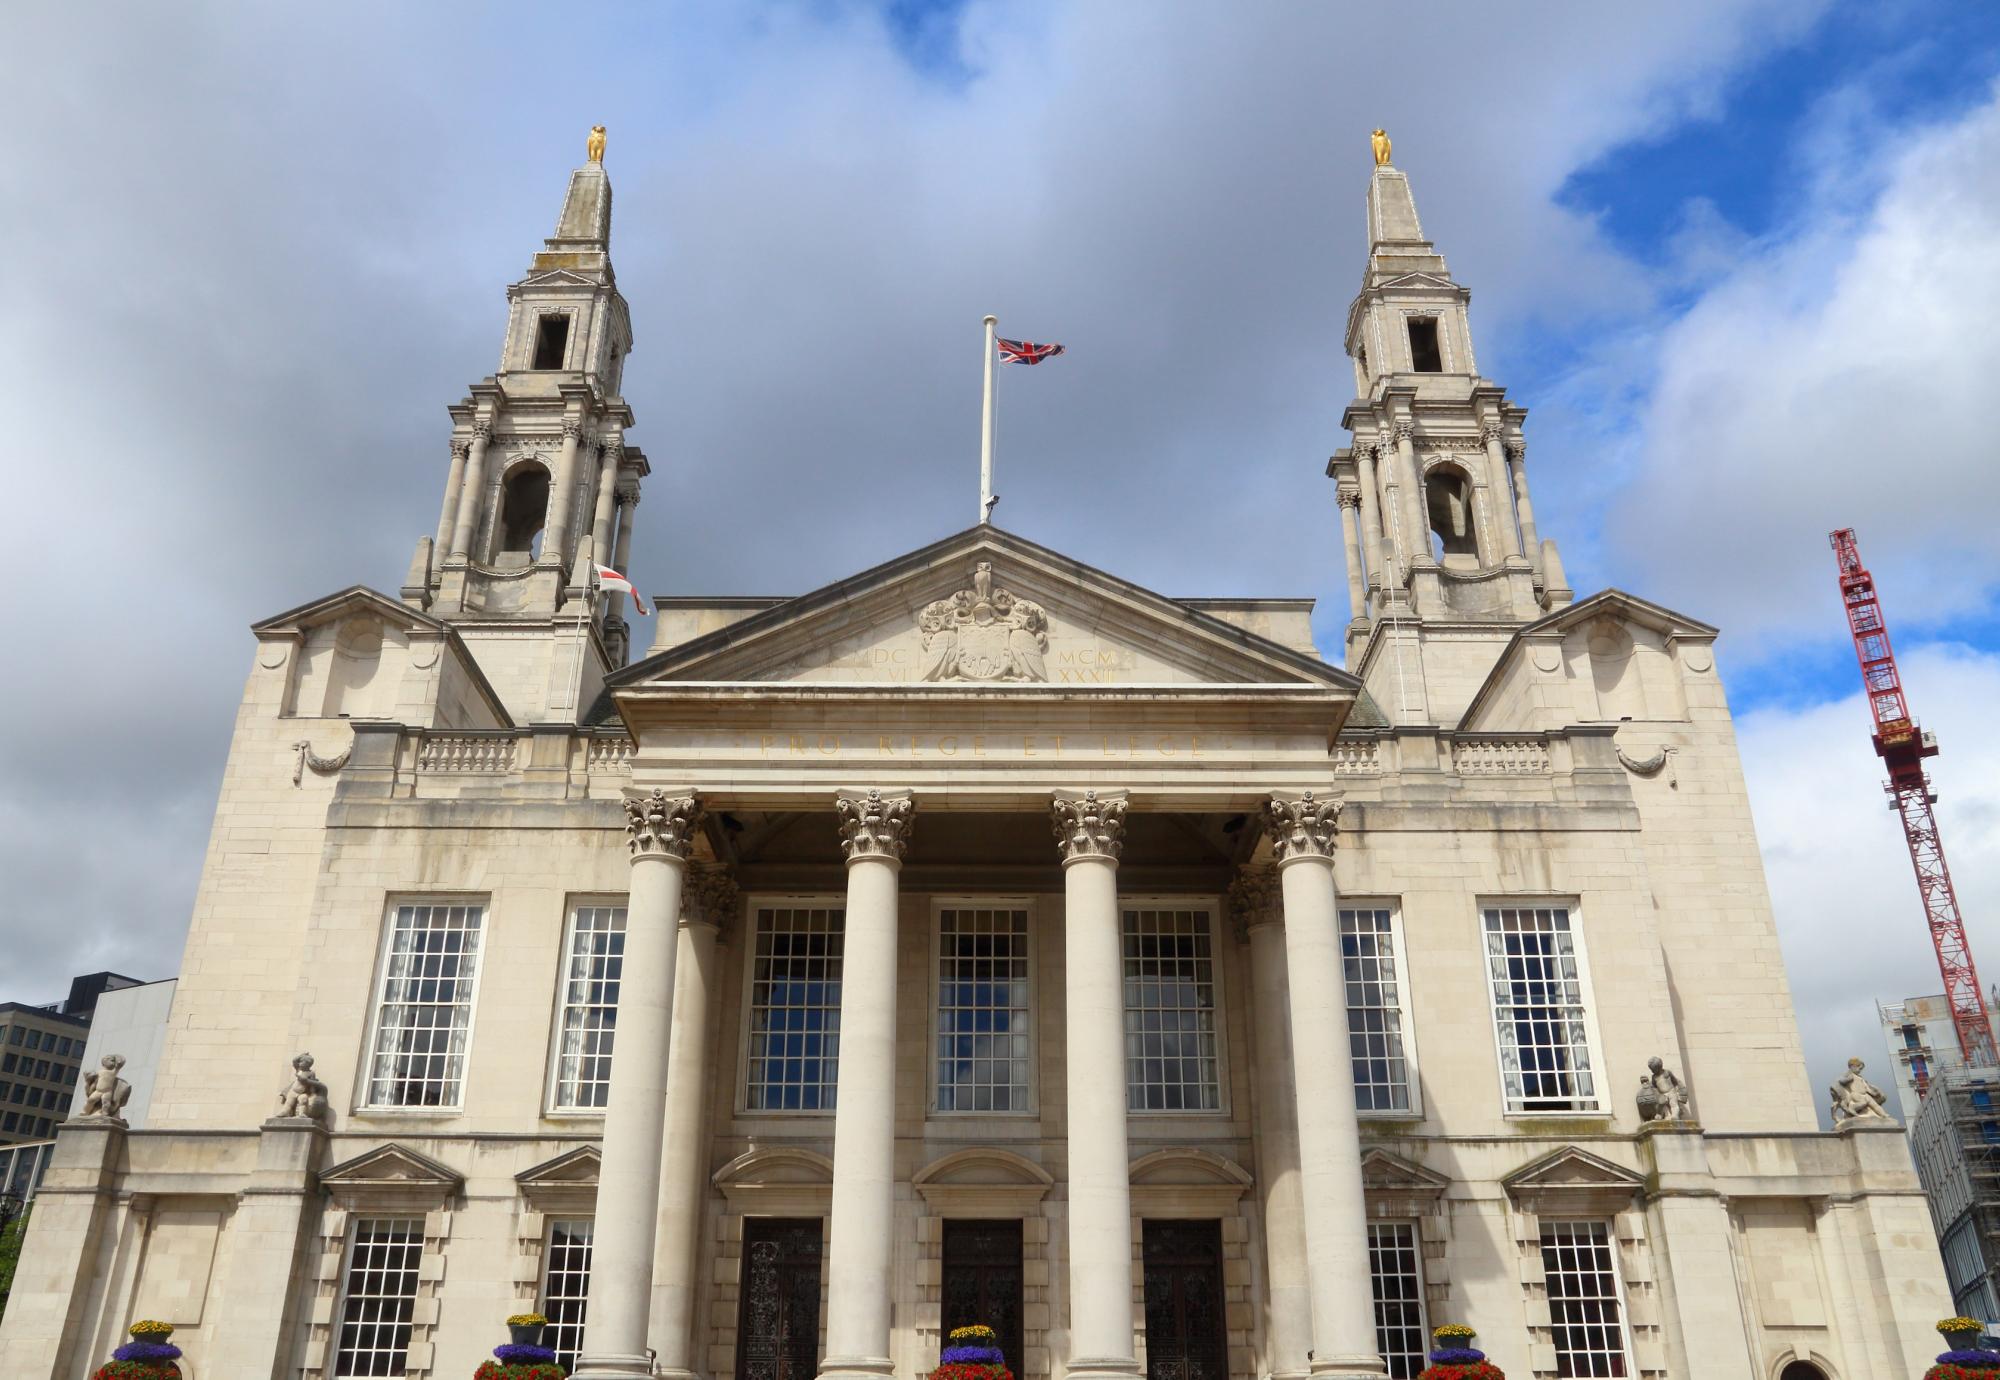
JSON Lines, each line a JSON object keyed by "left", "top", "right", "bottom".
{"left": 1913, "top": 1071, "right": 2000, "bottom": 1321}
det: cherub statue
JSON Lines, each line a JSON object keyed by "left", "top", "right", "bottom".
{"left": 1636, "top": 1055, "right": 1691, "bottom": 1122}
{"left": 78, "top": 1054, "right": 133, "bottom": 1123}
{"left": 275, "top": 1052, "right": 331, "bottom": 1124}
{"left": 1829, "top": 1056, "right": 1892, "bottom": 1122}
{"left": 587, "top": 125, "right": 607, "bottom": 165}
{"left": 1371, "top": 128, "right": 1392, "bottom": 167}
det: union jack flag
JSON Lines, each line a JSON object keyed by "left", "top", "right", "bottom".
{"left": 997, "top": 338, "right": 1065, "bottom": 365}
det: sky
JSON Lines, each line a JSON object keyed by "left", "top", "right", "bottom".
{"left": 1, "top": 0, "right": 1997, "bottom": 1127}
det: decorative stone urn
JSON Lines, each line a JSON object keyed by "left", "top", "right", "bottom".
{"left": 506, "top": 1315, "right": 547, "bottom": 1347}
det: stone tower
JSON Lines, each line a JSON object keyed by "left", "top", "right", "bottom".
{"left": 401, "top": 145, "right": 650, "bottom": 719}
{"left": 1327, "top": 148, "right": 1571, "bottom": 725}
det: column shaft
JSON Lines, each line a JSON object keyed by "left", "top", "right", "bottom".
{"left": 591, "top": 445, "right": 622, "bottom": 564}
{"left": 1247, "top": 910, "right": 1313, "bottom": 1380}
{"left": 1265, "top": 794, "right": 1383, "bottom": 1380}
{"left": 544, "top": 421, "right": 585, "bottom": 566}
{"left": 821, "top": 789, "right": 915, "bottom": 1380}
{"left": 575, "top": 791, "right": 700, "bottom": 1380}
{"left": 1336, "top": 498, "right": 1368, "bottom": 621}
{"left": 447, "top": 425, "right": 492, "bottom": 560}
{"left": 651, "top": 899, "right": 725, "bottom": 1380}
{"left": 1355, "top": 445, "right": 1392, "bottom": 594}
{"left": 435, "top": 440, "right": 470, "bottom": 553}
{"left": 1507, "top": 442, "right": 1541, "bottom": 581}
{"left": 604, "top": 497, "right": 635, "bottom": 623}
{"left": 1395, "top": 427, "right": 1430, "bottom": 568}
{"left": 1481, "top": 430, "right": 1524, "bottom": 561}
{"left": 1053, "top": 789, "right": 1140, "bottom": 1380}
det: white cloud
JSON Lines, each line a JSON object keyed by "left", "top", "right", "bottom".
{"left": 1739, "top": 643, "right": 2000, "bottom": 1125}
{"left": 1605, "top": 82, "right": 2000, "bottom": 655}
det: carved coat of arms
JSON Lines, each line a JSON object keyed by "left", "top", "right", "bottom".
{"left": 918, "top": 562, "right": 1049, "bottom": 682}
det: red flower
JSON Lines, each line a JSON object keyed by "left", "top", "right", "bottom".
{"left": 1417, "top": 1363, "right": 1507, "bottom": 1380}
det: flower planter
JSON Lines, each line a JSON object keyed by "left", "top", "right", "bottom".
{"left": 508, "top": 1322, "right": 546, "bottom": 1347}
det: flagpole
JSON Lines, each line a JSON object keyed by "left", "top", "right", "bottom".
{"left": 979, "top": 314, "right": 997, "bottom": 525}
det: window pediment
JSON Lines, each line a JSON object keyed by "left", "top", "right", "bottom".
{"left": 1129, "top": 1147, "right": 1252, "bottom": 1217}
{"left": 516, "top": 1145, "right": 600, "bottom": 1215}
{"left": 1361, "top": 1148, "right": 1448, "bottom": 1218}
{"left": 319, "top": 1142, "right": 464, "bottom": 1212}
{"left": 913, "top": 1148, "right": 1054, "bottom": 1216}
{"left": 714, "top": 1146, "right": 834, "bottom": 1215}
{"left": 1502, "top": 1145, "right": 1644, "bottom": 1217}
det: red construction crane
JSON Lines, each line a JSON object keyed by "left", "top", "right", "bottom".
{"left": 1830, "top": 527, "right": 1996, "bottom": 1072}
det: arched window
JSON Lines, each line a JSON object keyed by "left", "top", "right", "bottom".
{"left": 1424, "top": 467, "right": 1478, "bottom": 559}
{"left": 497, "top": 463, "right": 551, "bottom": 562}
{"left": 1779, "top": 1361, "right": 1829, "bottom": 1380}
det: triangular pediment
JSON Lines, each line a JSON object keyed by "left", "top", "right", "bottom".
{"left": 252, "top": 585, "right": 447, "bottom": 638}
{"left": 1361, "top": 1148, "right": 1450, "bottom": 1197}
{"left": 611, "top": 527, "right": 1355, "bottom": 691}
{"left": 322, "top": 1142, "right": 463, "bottom": 1187}
{"left": 1503, "top": 1146, "right": 1644, "bottom": 1215}
{"left": 517, "top": 267, "right": 598, "bottom": 288}
{"left": 1375, "top": 271, "right": 1460, "bottom": 292}
{"left": 516, "top": 1145, "right": 600, "bottom": 1187}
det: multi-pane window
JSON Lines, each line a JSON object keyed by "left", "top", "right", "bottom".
{"left": 364, "top": 903, "right": 486, "bottom": 1108}
{"left": 552, "top": 905, "right": 625, "bottom": 1110}
{"left": 1367, "top": 1222, "right": 1427, "bottom": 1380}
{"left": 1342, "top": 907, "right": 1414, "bottom": 1113}
{"left": 1540, "top": 1221, "right": 1630, "bottom": 1378}
{"left": 1482, "top": 905, "right": 1598, "bottom": 1112}
{"left": 541, "top": 1218, "right": 594, "bottom": 1370}
{"left": 1122, "top": 907, "right": 1221, "bottom": 1112}
{"left": 745, "top": 905, "right": 844, "bottom": 1111}
{"left": 936, "top": 907, "right": 1032, "bottom": 1112}
{"left": 333, "top": 1218, "right": 423, "bottom": 1377}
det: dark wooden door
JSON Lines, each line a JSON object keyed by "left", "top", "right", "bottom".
{"left": 1141, "top": 1220, "right": 1228, "bottom": 1380}
{"left": 736, "top": 1218, "right": 823, "bottom": 1380}
{"left": 941, "top": 1219, "right": 1025, "bottom": 1375}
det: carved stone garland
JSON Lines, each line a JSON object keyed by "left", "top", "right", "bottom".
{"left": 624, "top": 789, "right": 703, "bottom": 860}
{"left": 917, "top": 561, "right": 1049, "bottom": 683}
{"left": 1263, "top": 791, "right": 1343, "bottom": 862}
{"left": 836, "top": 789, "right": 917, "bottom": 863}
{"left": 1051, "top": 790, "right": 1128, "bottom": 864}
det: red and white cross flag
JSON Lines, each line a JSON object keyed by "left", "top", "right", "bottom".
{"left": 592, "top": 563, "right": 649, "bottom": 615}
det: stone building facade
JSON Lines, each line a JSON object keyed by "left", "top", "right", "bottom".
{"left": 0, "top": 144, "right": 1952, "bottom": 1380}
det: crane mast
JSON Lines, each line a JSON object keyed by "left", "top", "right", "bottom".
{"left": 1830, "top": 527, "right": 1996, "bottom": 1072}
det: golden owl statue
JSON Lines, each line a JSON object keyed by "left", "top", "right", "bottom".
{"left": 587, "top": 125, "right": 607, "bottom": 165}
{"left": 1370, "top": 128, "right": 1392, "bottom": 167}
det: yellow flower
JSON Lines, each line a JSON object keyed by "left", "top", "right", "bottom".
{"left": 1939, "top": 1316, "right": 1985, "bottom": 1332}
{"left": 129, "top": 1320, "right": 175, "bottom": 1337}
{"left": 949, "top": 1325, "right": 999, "bottom": 1342}
{"left": 1432, "top": 1324, "right": 1477, "bottom": 1340}
{"left": 507, "top": 1313, "right": 549, "bottom": 1327}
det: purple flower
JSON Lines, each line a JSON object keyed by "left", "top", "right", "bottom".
{"left": 942, "top": 1346, "right": 1006, "bottom": 1365}
{"left": 1935, "top": 1349, "right": 2000, "bottom": 1367}
{"left": 1427, "top": 1347, "right": 1487, "bottom": 1365}
{"left": 493, "top": 1342, "right": 559, "bottom": 1365}
{"left": 112, "top": 1341, "right": 185, "bottom": 1363}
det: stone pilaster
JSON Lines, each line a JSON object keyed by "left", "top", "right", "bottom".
{"left": 819, "top": 790, "right": 916, "bottom": 1380}
{"left": 207, "top": 1118, "right": 333, "bottom": 1379}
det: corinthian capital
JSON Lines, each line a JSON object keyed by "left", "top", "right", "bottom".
{"left": 450, "top": 437, "right": 472, "bottom": 462}
{"left": 1227, "top": 863, "right": 1282, "bottom": 940}
{"left": 1263, "top": 791, "right": 1343, "bottom": 863}
{"left": 1052, "top": 789, "right": 1128, "bottom": 865}
{"left": 1391, "top": 421, "right": 1416, "bottom": 446}
{"left": 1503, "top": 437, "right": 1526, "bottom": 463}
{"left": 624, "top": 789, "right": 702, "bottom": 860}
{"left": 471, "top": 419, "right": 494, "bottom": 442}
{"left": 562, "top": 418, "right": 585, "bottom": 441}
{"left": 1479, "top": 422, "right": 1504, "bottom": 447}
{"left": 687, "top": 862, "right": 741, "bottom": 932}
{"left": 836, "top": 788, "right": 916, "bottom": 863}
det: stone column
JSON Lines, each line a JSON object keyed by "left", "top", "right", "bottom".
{"left": 1505, "top": 438, "right": 1541, "bottom": 581}
{"left": 543, "top": 416, "right": 587, "bottom": 567}
{"left": 1480, "top": 424, "right": 1524, "bottom": 562}
{"left": 1263, "top": 793, "right": 1383, "bottom": 1380}
{"left": 435, "top": 438, "right": 471, "bottom": 553}
{"left": 1336, "top": 493, "right": 1368, "bottom": 622}
{"left": 1393, "top": 422, "right": 1431, "bottom": 568}
{"left": 591, "top": 438, "right": 623, "bottom": 566}
{"left": 820, "top": 789, "right": 917, "bottom": 1380}
{"left": 604, "top": 494, "right": 636, "bottom": 623}
{"left": 574, "top": 789, "right": 702, "bottom": 1380}
{"left": 651, "top": 865, "right": 737, "bottom": 1380}
{"left": 1232, "top": 867, "right": 1313, "bottom": 1380}
{"left": 447, "top": 420, "right": 494, "bottom": 560}
{"left": 1354, "top": 443, "right": 1393, "bottom": 595}
{"left": 1052, "top": 790, "right": 1142, "bottom": 1380}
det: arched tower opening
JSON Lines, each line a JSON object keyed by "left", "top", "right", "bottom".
{"left": 497, "top": 461, "right": 551, "bottom": 563}
{"left": 1424, "top": 465, "right": 1478, "bottom": 561}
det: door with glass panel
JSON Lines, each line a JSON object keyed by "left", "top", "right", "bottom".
{"left": 735, "top": 1218, "right": 824, "bottom": 1380}
{"left": 941, "top": 1219, "right": 1025, "bottom": 1376}
{"left": 1140, "top": 1219, "right": 1228, "bottom": 1380}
